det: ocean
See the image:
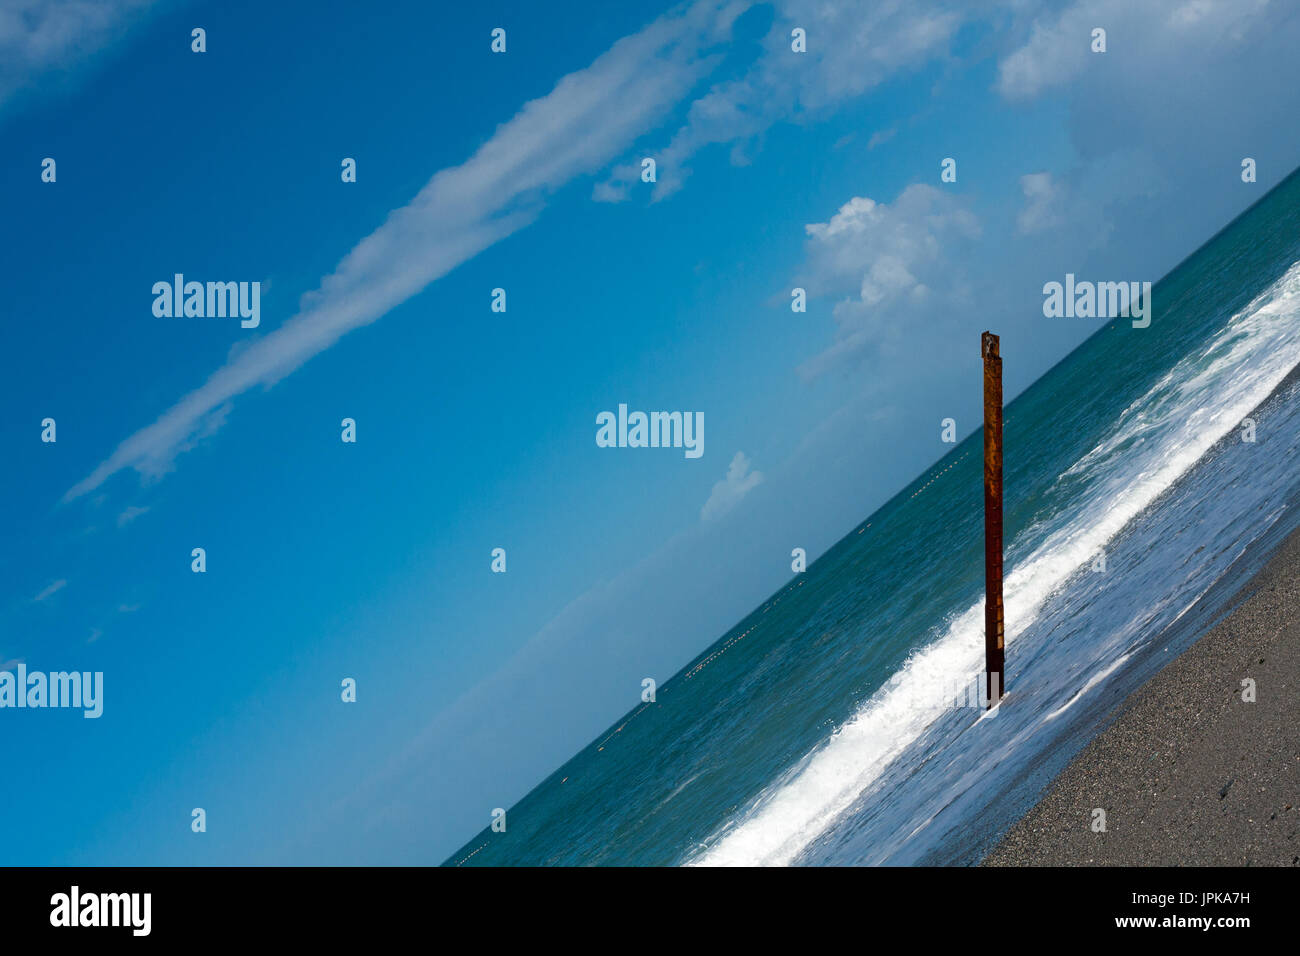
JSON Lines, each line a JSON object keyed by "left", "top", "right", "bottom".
{"left": 447, "top": 168, "right": 1300, "bottom": 867}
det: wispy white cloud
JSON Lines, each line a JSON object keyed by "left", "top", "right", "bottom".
{"left": 867, "top": 127, "right": 897, "bottom": 150}
{"left": 701, "top": 451, "right": 764, "bottom": 522}
{"left": 0, "top": 0, "right": 159, "bottom": 112}
{"left": 32, "top": 578, "right": 67, "bottom": 602}
{"left": 596, "top": 0, "right": 966, "bottom": 201}
{"left": 996, "top": 0, "right": 1272, "bottom": 101}
{"left": 116, "top": 504, "right": 150, "bottom": 527}
{"left": 66, "top": 0, "right": 736, "bottom": 501}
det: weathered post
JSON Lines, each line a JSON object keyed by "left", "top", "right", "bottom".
{"left": 982, "top": 331, "right": 1005, "bottom": 707}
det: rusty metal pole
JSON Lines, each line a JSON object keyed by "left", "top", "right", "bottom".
{"left": 982, "top": 331, "right": 1005, "bottom": 708}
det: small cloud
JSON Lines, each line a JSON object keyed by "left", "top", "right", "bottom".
{"left": 116, "top": 504, "right": 150, "bottom": 527}
{"left": 867, "top": 127, "right": 896, "bottom": 150}
{"left": 592, "top": 179, "right": 628, "bottom": 203}
{"left": 701, "top": 452, "right": 764, "bottom": 522}
{"left": 33, "top": 579, "right": 67, "bottom": 602}
{"left": 87, "top": 628, "right": 103, "bottom": 644}
{"left": 996, "top": 10, "right": 1090, "bottom": 100}
{"left": 117, "top": 603, "right": 140, "bottom": 613}
{"left": 592, "top": 160, "right": 640, "bottom": 204}
{"left": 1016, "top": 171, "right": 1063, "bottom": 234}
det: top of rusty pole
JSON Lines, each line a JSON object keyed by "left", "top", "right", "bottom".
{"left": 982, "top": 331, "right": 1000, "bottom": 359}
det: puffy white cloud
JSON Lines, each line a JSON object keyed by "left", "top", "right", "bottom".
{"left": 701, "top": 451, "right": 764, "bottom": 522}
{"left": 795, "top": 185, "right": 979, "bottom": 377}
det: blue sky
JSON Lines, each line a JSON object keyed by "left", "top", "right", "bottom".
{"left": 4, "top": 0, "right": 1300, "bottom": 864}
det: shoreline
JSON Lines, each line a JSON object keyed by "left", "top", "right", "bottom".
{"left": 982, "top": 517, "right": 1300, "bottom": 866}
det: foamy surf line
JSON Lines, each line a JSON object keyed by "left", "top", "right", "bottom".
{"left": 687, "top": 259, "right": 1300, "bottom": 867}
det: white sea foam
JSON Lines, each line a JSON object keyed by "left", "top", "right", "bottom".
{"left": 1044, "top": 651, "right": 1131, "bottom": 721}
{"left": 691, "top": 260, "right": 1300, "bottom": 867}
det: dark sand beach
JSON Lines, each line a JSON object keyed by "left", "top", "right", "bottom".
{"left": 984, "top": 524, "right": 1300, "bottom": 866}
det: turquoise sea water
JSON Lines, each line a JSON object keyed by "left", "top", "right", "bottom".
{"left": 448, "top": 169, "right": 1300, "bottom": 866}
